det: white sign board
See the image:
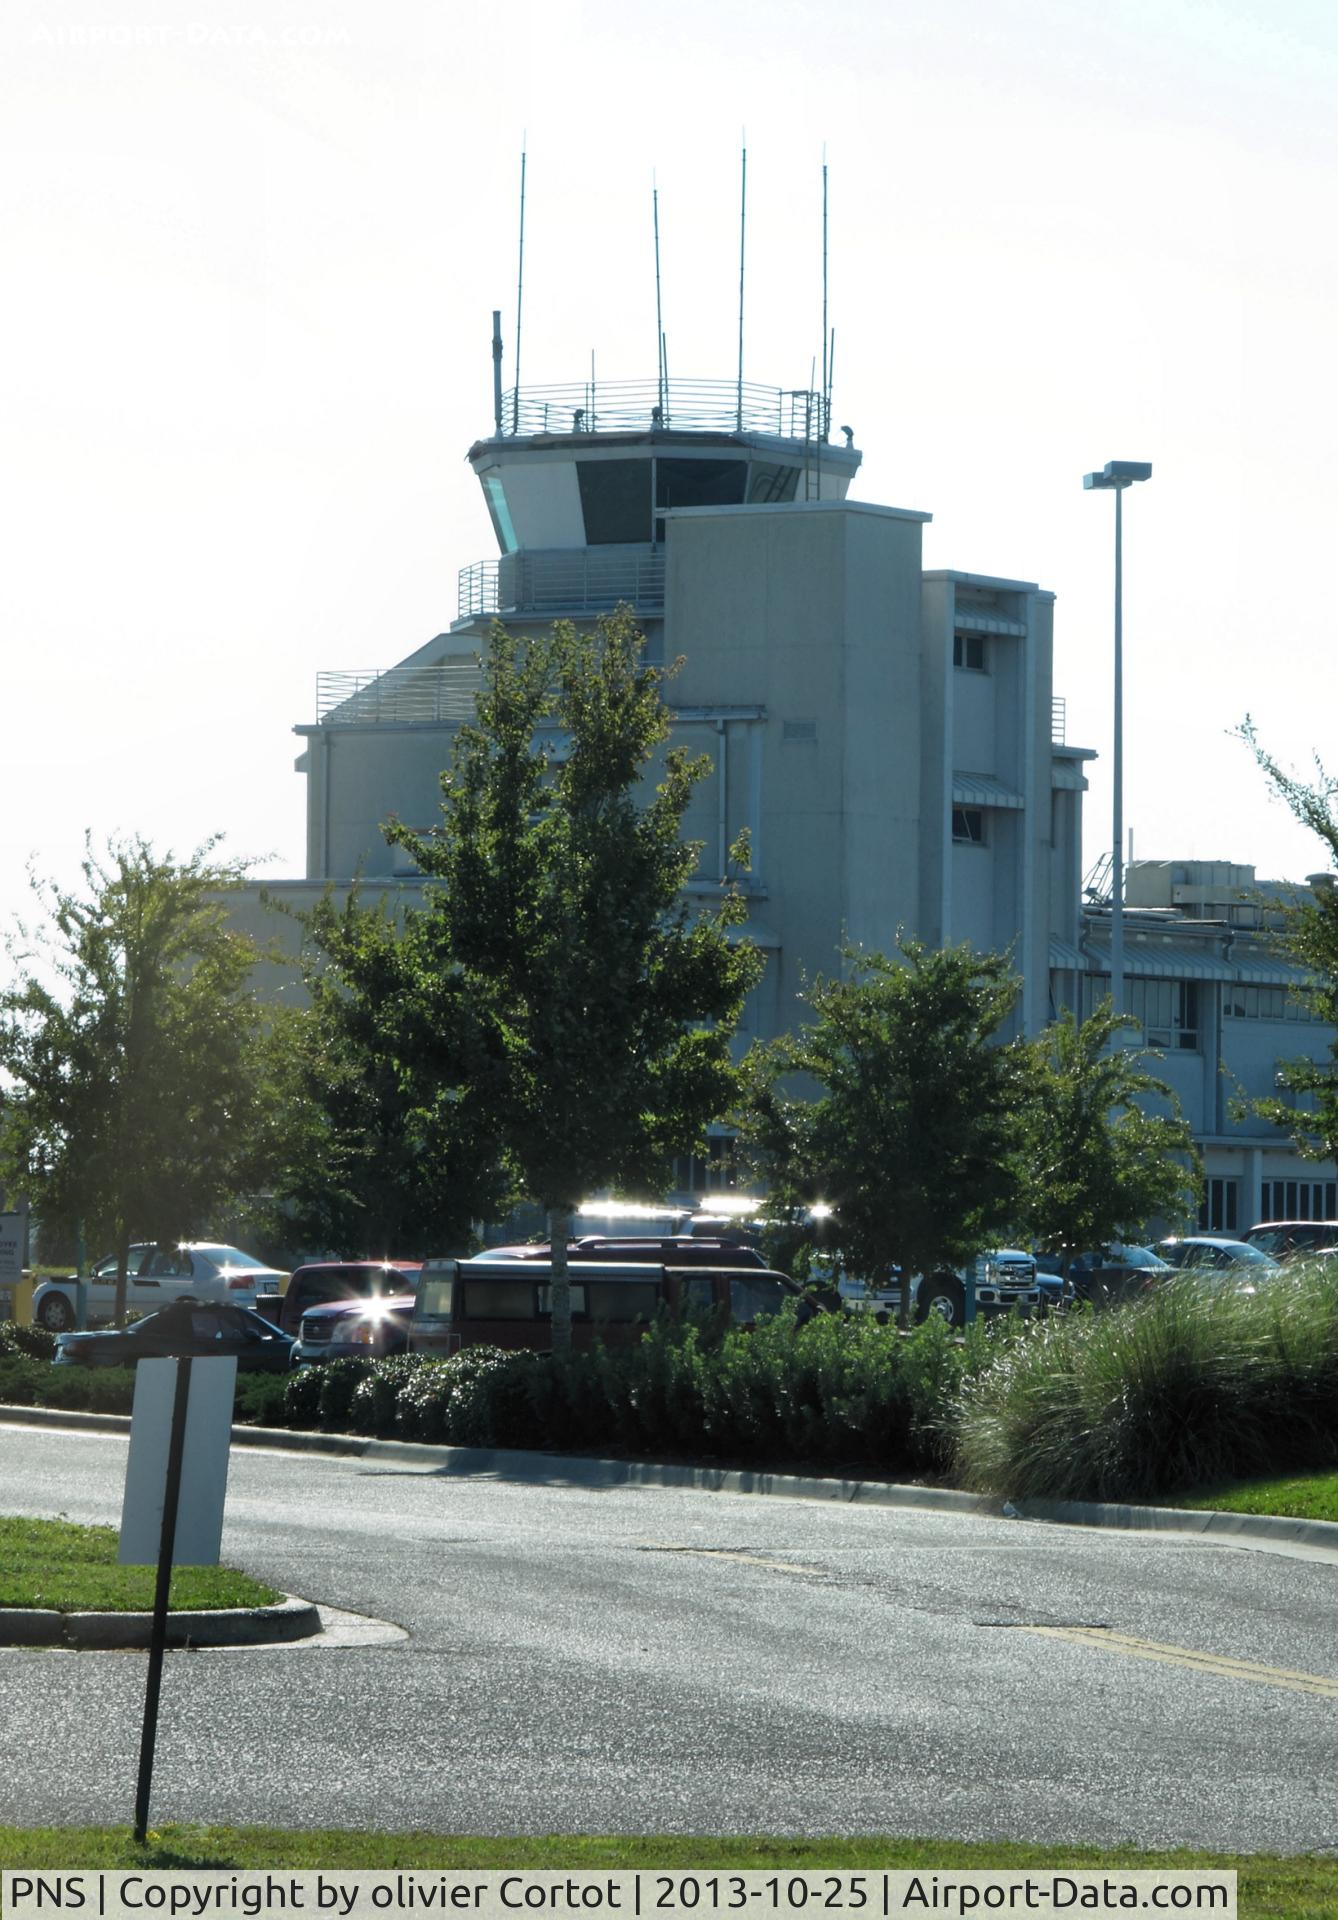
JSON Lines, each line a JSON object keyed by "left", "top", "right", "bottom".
{"left": 0, "top": 1211, "right": 25, "bottom": 1285}
{"left": 0, "top": 1211, "right": 26, "bottom": 1321}
{"left": 118, "top": 1357, "right": 237, "bottom": 1566}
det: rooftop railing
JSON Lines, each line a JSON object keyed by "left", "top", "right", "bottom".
{"left": 458, "top": 551, "right": 666, "bottom": 622}
{"left": 318, "top": 664, "right": 483, "bottom": 726}
{"left": 496, "top": 377, "right": 831, "bottom": 442}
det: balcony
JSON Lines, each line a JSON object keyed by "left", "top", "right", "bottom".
{"left": 458, "top": 550, "right": 666, "bottom": 622}
{"left": 494, "top": 376, "right": 831, "bottom": 442}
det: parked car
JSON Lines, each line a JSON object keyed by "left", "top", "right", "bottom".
{"left": 1036, "top": 1243, "right": 1174, "bottom": 1307}
{"left": 31, "top": 1243, "right": 288, "bottom": 1333}
{"left": 1032, "top": 1265, "right": 1076, "bottom": 1314}
{"left": 1243, "top": 1220, "right": 1338, "bottom": 1262}
{"left": 294, "top": 1292, "right": 417, "bottom": 1365}
{"left": 1151, "top": 1236, "right": 1282, "bottom": 1288}
{"left": 277, "top": 1260, "right": 422, "bottom": 1338}
{"left": 52, "top": 1300, "right": 297, "bottom": 1371}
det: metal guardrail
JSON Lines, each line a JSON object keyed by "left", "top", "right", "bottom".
{"left": 321, "top": 665, "right": 1075, "bottom": 742}
{"left": 458, "top": 551, "right": 667, "bottom": 621}
{"left": 498, "top": 377, "right": 830, "bottom": 442}
{"left": 317, "top": 665, "right": 483, "bottom": 726}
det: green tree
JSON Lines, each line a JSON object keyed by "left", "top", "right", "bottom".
{"left": 741, "top": 941, "right": 1030, "bottom": 1327}
{"left": 265, "top": 890, "right": 512, "bottom": 1257}
{"left": 1239, "top": 722, "right": 1338, "bottom": 1169}
{"left": 0, "top": 837, "right": 278, "bottom": 1323}
{"left": 379, "top": 608, "right": 764, "bottom": 1347}
{"left": 1015, "top": 1000, "right": 1200, "bottom": 1267}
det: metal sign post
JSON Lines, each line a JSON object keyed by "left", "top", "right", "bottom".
{"left": 133, "top": 1356, "right": 191, "bottom": 1844}
{"left": 119, "top": 1353, "right": 237, "bottom": 1843}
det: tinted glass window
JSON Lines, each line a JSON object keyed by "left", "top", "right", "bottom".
{"left": 655, "top": 458, "right": 747, "bottom": 512}
{"left": 730, "top": 1275, "right": 787, "bottom": 1321}
{"left": 536, "top": 1283, "right": 588, "bottom": 1317}
{"left": 584, "top": 1281, "right": 660, "bottom": 1322}
{"left": 146, "top": 1249, "right": 191, "bottom": 1277}
{"left": 190, "top": 1309, "right": 233, "bottom": 1340}
{"left": 577, "top": 460, "right": 652, "bottom": 544}
{"left": 679, "top": 1276, "right": 718, "bottom": 1317}
{"left": 463, "top": 1280, "right": 538, "bottom": 1320}
{"left": 747, "top": 462, "right": 800, "bottom": 504}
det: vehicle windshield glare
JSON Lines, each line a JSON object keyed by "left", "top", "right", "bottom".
{"left": 1236, "top": 1243, "right": 1279, "bottom": 1267}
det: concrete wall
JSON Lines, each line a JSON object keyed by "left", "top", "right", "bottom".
{"left": 665, "top": 500, "right": 930, "bottom": 1033}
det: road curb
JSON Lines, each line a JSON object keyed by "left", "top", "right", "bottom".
{"left": 8, "top": 1401, "right": 1338, "bottom": 1554}
{"left": 0, "top": 1593, "right": 322, "bottom": 1650}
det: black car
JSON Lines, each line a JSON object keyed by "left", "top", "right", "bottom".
{"left": 52, "top": 1301, "right": 299, "bottom": 1372}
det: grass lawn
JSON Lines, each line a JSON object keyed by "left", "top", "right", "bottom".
{"left": 0, "top": 1517, "right": 281, "bottom": 1612}
{"left": 0, "top": 1829, "right": 1331, "bottom": 1918}
{"left": 1174, "top": 1471, "right": 1338, "bottom": 1524}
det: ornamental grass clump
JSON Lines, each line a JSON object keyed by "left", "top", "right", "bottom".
{"left": 954, "top": 1264, "right": 1338, "bottom": 1503}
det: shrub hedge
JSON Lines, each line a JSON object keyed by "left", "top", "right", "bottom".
{"left": 250, "top": 1306, "right": 993, "bottom": 1476}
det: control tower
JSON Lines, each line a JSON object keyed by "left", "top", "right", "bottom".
{"left": 295, "top": 351, "right": 1078, "bottom": 1059}
{"left": 451, "top": 370, "right": 861, "bottom": 661}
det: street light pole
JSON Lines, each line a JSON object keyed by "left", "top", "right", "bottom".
{"left": 1083, "top": 459, "right": 1151, "bottom": 1021}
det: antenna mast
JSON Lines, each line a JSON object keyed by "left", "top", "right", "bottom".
{"left": 821, "top": 149, "right": 829, "bottom": 438}
{"left": 736, "top": 135, "right": 747, "bottom": 431}
{"left": 816, "top": 152, "right": 828, "bottom": 498}
{"left": 513, "top": 143, "right": 527, "bottom": 433}
{"left": 653, "top": 175, "right": 666, "bottom": 417}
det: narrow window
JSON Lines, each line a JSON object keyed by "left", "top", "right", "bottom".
{"left": 952, "top": 807, "right": 985, "bottom": 844}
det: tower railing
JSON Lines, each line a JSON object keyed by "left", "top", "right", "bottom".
{"left": 497, "top": 376, "right": 830, "bottom": 442}
{"left": 458, "top": 551, "right": 666, "bottom": 621}
{"left": 317, "top": 663, "right": 484, "bottom": 726}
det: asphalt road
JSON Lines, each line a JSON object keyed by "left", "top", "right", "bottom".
{"left": 3, "top": 1420, "right": 1337, "bottom": 1850}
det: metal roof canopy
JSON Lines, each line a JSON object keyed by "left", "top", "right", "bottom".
{"left": 1067, "top": 937, "right": 1310, "bottom": 987}
{"left": 952, "top": 773, "right": 1025, "bottom": 810}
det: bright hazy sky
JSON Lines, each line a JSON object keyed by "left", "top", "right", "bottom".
{"left": 5, "top": 0, "right": 1337, "bottom": 930}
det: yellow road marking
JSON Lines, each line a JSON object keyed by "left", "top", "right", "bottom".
{"left": 1024, "top": 1624, "right": 1338, "bottom": 1699}
{"left": 639, "top": 1543, "right": 818, "bottom": 1577}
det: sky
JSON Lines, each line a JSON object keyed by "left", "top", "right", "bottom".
{"left": 4, "top": 0, "right": 1337, "bottom": 935}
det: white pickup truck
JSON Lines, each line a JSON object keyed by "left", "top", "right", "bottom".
{"left": 914, "top": 1250, "right": 1040, "bottom": 1326}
